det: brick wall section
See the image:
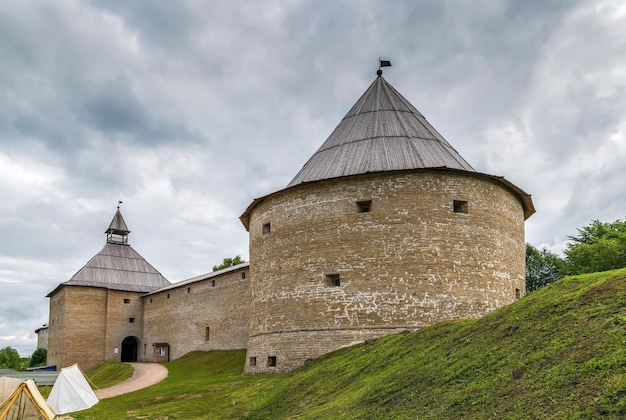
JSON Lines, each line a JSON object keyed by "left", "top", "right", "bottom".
{"left": 48, "top": 286, "right": 107, "bottom": 371}
{"left": 47, "top": 269, "right": 250, "bottom": 370}
{"left": 143, "top": 266, "right": 250, "bottom": 361}
{"left": 103, "top": 290, "right": 145, "bottom": 363}
{"left": 47, "top": 286, "right": 145, "bottom": 371}
{"left": 245, "top": 170, "right": 526, "bottom": 373}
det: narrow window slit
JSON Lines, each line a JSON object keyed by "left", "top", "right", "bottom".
{"left": 262, "top": 223, "right": 271, "bottom": 235}
{"left": 453, "top": 200, "right": 468, "bottom": 214}
{"left": 356, "top": 200, "right": 372, "bottom": 213}
{"left": 326, "top": 274, "right": 341, "bottom": 287}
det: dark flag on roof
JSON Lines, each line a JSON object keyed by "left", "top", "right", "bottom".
{"left": 379, "top": 59, "right": 392, "bottom": 67}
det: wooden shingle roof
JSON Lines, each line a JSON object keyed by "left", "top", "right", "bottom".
{"left": 287, "top": 74, "right": 475, "bottom": 187}
{"left": 47, "top": 209, "right": 170, "bottom": 296}
{"left": 47, "top": 243, "right": 170, "bottom": 295}
{"left": 106, "top": 208, "right": 129, "bottom": 236}
{"left": 241, "top": 72, "right": 535, "bottom": 229}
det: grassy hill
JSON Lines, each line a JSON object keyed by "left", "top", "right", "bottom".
{"left": 75, "top": 268, "right": 626, "bottom": 419}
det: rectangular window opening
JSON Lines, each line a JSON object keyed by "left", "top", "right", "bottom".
{"left": 453, "top": 200, "right": 468, "bottom": 214}
{"left": 326, "top": 274, "right": 341, "bottom": 287}
{"left": 205, "top": 326, "right": 210, "bottom": 342}
{"left": 249, "top": 357, "right": 257, "bottom": 366}
{"left": 356, "top": 200, "right": 372, "bottom": 213}
{"left": 268, "top": 356, "right": 277, "bottom": 367}
{"left": 241, "top": 272, "right": 246, "bottom": 279}
{"left": 187, "top": 287, "right": 191, "bottom": 293}
{"left": 167, "top": 293, "right": 170, "bottom": 299}
{"left": 129, "top": 317, "right": 135, "bottom": 323}
{"left": 262, "top": 222, "right": 271, "bottom": 235}
{"left": 211, "top": 280, "right": 216, "bottom": 287}
{"left": 515, "top": 288, "right": 521, "bottom": 300}
{"left": 123, "top": 298, "right": 131, "bottom": 304}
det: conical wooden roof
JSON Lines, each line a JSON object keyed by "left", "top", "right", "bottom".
{"left": 241, "top": 72, "right": 535, "bottom": 229}
{"left": 106, "top": 208, "right": 129, "bottom": 236}
{"left": 47, "top": 209, "right": 170, "bottom": 295}
{"left": 287, "top": 74, "right": 475, "bottom": 187}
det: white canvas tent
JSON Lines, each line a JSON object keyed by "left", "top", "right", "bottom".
{"left": 0, "top": 377, "right": 55, "bottom": 419}
{"left": 46, "top": 364, "right": 98, "bottom": 415}
{"left": 0, "top": 377, "right": 23, "bottom": 405}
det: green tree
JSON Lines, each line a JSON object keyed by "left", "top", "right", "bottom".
{"left": 0, "top": 346, "right": 21, "bottom": 370}
{"left": 29, "top": 348, "right": 47, "bottom": 367}
{"left": 525, "top": 243, "right": 563, "bottom": 292}
{"left": 562, "top": 218, "right": 626, "bottom": 275}
{"left": 213, "top": 255, "right": 245, "bottom": 272}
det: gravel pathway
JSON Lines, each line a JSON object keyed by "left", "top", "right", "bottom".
{"left": 94, "top": 363, "right": 168, "bottom": 399}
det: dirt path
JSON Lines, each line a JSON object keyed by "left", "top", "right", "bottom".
{"left": 94, "top": 363, "right": 168, "bottom": 399}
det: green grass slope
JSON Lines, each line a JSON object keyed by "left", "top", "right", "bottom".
{"left": 238, "top": 268, "right": 626, "bottom": 419}
{"left": 86, "top": 362, "right": 134, "bottom": 389}
{"left": 75, "top": 350, "right": 260, "bottom": 419}
{"left": 76, "top": 269, "right": 626, "bottom": 419}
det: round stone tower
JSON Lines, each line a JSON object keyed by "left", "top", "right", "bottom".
{"left": 241, "top": 71, "right": 534, "bottom": 373}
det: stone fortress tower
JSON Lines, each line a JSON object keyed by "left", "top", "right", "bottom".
{"left": 42, "top": 68, "right": 534, "bottom": 374}
{"left": 46, "top": 206, "right": 170, "bottom": 371}
{"left": 241, "top": 70, "right": 535, "bottom": 373}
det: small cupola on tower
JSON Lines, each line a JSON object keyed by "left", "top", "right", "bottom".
{"left": 106, "top": 202, "right": 130, "bottom": 245}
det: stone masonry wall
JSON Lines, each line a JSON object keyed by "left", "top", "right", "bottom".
{"left": 103, "top": 289, "right": 146, "bottom": 363}
{"left": 245, "top": 170, "right": 526, "bottom": 373}
{"left": 47, "top": 286, "right": 146, "bottom": 371}
{"left": 47, "top": 286, "right": 108, "bottom": 371}
{"left": 35, "top": 327, "right": 48, "bottom": 350}
{"left": 143, "top": 265, "right": 250, "bottom": 361}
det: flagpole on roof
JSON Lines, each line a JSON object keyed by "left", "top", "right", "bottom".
{"left": 377, "top": 58, "right": 392, "bottom": 76}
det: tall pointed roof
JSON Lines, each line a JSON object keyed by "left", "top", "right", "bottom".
{"left": 47, "top": 207, "right": 170, "bottom": 296}
{"left": 241, "top": 71, "right": 535, "bottom": 229}
{"left": 106, "top": 208, "right": 129, "bottom": 236}
{"left": 287, "top": 74, "right": 475, "bottom": 188}
{"left": 106, "top": 205, "right": 130, "bottom": 244}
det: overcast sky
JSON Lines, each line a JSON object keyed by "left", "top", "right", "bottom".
{"left": 1, "top": 0, "right": 625, "bottom": 357}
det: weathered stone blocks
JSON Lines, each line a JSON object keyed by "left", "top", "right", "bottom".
{"left": 244, "top": 170, "right": 525, "bottom": 373}
{"left": 142, "top": 266, "right": 250, "bottom": 361}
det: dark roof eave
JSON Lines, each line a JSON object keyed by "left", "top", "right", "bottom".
{"left": 144, "top": 262, "right": 250, "bottom": 296}
{"left": 47, "top": 283, "right": 110, "bottom": 297}
{"left": 481, "top": 173, "right": 535, "bottom": 220}
{"left": 46, "top": 281, "right": 165, "bottom": 297}
{"left": 46, "top": 287, "right": 58, "bottom": 298}
{"left": 239, "top": 167, "right": 535, "bottom": 229}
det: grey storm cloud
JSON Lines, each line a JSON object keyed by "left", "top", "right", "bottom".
{"left": 80, "top": 76, "right": 151, "bottom": 134}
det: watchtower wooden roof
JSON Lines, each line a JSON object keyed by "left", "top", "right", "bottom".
{"left": 47, "top": 208, "right": 170, "bottom": 296}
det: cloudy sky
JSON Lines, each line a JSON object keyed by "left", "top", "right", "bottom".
{"left": 1, "top": 0, "right": 625, "bottom": 357}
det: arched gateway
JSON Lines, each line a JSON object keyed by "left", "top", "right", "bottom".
{"left": 121, "top": 336, "right": 139, "bottom": 362}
